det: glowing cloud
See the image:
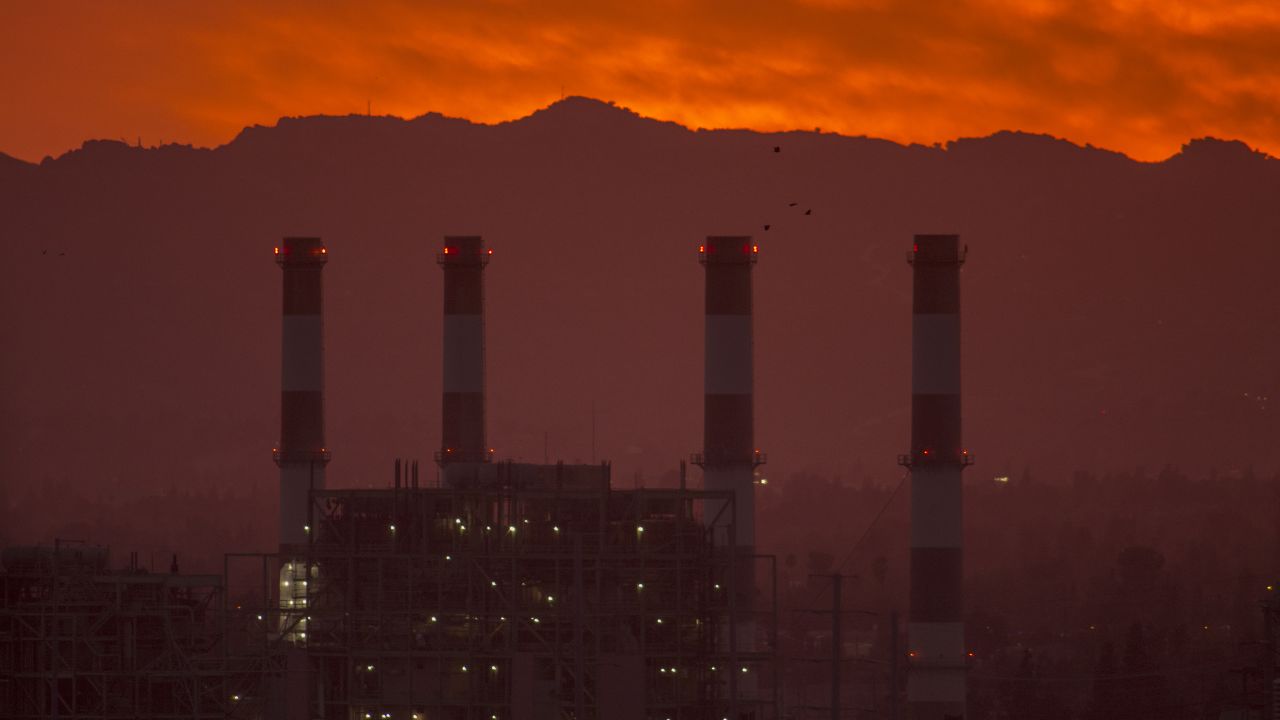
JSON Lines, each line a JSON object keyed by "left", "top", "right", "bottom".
{"left": 1, "top": 0, "right": 1277, "bottom": 161}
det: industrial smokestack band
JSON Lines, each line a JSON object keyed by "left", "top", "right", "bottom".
{"left": 273, "top": 237, "right": 329, "bottom": 550}
{"left": 905, "top": 234, "right": 968, "bottom": 720}
{"left": 699, "top": 237, "right": 759, "bottom": 542}
{"left": 699, "top": 236, "right": 762, "bottom": 708}
{"left": 437, "top": 236, "right": 490, "bottom": 466}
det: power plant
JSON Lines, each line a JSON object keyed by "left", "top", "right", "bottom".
{"left": 0, "top": 231, "right": 968, "bottom": 719}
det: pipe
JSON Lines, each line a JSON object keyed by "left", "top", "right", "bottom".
{"left": 698, "top": 236, "right": 761, "bottom": 702}
{"left": 273, "top": 237, "right": 329, "bottom": 550}
{"left": 904, "top": 234, "right": 968, "bottom": 720}
{"left": 699, "top": 236, "right": 759, "bottom": 544}
{"left": 436, "top": 236, "right": 490, "bottom": 481}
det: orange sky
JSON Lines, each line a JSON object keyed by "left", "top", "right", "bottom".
{"left": 2, "top": 0, "right": 1278, "bottom": 162}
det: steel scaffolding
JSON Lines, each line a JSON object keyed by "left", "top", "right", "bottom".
{"left": 0, "top": 544, "right": 228, "bottom": 719}
{"left": 289, "top": 461, "right": 778, "bottom": 720}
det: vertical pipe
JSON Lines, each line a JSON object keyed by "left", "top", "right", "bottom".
{"left": 699, "top": 236, "right": 760, "bottom": 711}
{"left": 273, "top": 237, "right": 328, "bottom": 720}
{"left": 890, "top": 609, "right": 900, "bottom": 720}
{"left": 699, "top": 236, "right": 758, "bottom": 547}
{"left": 832, "top": 573, "right": 842, "bottom": 720}
{"left": 436, "top": 236, "right": 490, "bottom": 483}
{"left": 905, "top": 234, "right": 967, "bottom": 720}
{"left": 274, "top": 237, "right": 329, "bottom": 550}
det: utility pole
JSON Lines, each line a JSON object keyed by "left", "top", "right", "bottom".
{"left": 889, "top": 610, "right": 900, "bottom": 720}
{"left": 831, "top": 573, "right": 842, "bottom": 720}
{"left": 1264, "top": 587, "right": 1277, "bottom": 720}
{"left": 795, "top": 576, "right": 881, "bottom": 720}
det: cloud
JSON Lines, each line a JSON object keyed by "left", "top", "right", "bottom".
{"left": 1, "top": 0, "right": 1277, "bottom": 161}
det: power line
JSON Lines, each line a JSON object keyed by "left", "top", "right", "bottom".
{"left": 812, "top": 470, "right": 909, "bottom": 605}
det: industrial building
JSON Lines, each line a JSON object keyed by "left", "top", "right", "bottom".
{"left": 0, "top": 543, "right": 228, "bottom": 718}
{"left": 2, "top": 233, "right": 782, "bottom": 719}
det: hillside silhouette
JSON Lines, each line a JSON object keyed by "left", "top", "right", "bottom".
{"left": 2, "top": 96, "right": 1279, "bottom": 555}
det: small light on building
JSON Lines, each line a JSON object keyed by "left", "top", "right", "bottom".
{"left": 508, "top": 525, "right": 517, "bottom": 533}
{"left": 553, "top": 525, "right": 560, "bottom": 533}
{"left": 637, "top": 583, "right": 644, "bottom": 590}
{"left": 490, "top": 664, "right": 498, "bottom": 672}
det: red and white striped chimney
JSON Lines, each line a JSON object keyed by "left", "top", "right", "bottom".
{"left": 699, "top": 236, "right": 760, "bottom": 616}
{"left": 437, "top": 236, "right": 491, "bottom": 482}
{"left": 904, "top": 234, "right": 968, "bottom": 720}
{"left": 273, "top": 237, "right": 330, "bottom": 551}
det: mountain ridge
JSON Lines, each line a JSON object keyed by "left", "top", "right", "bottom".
{"left": 3, "top": 96, "right": 1275, "bottom": 170}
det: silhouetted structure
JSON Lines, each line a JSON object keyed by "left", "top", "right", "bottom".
{"left": 274, "top": 237, "right": 331, "bottom": 551}
{"left": 695, "top": 237, "right": 766, "bottom": 713}
{"left": 0, "top": 544, "right": 226, "bottom": 718}
{"left": 901, "top": 235, "right": 969, "bottom": 719}
{"left": 436, "top": 236, "right": 491, "bottom": 478}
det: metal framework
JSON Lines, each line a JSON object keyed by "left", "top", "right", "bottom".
{"left": 0, "top": 544, "right": 228, "bottom": 719}
{"left": 287, "top": 460, "right": 779, "bottom": 720}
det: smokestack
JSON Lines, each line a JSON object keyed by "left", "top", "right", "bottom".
{"left": 699, "top": 236, "right": 759, "bottom": 545}
{"left": 273, "top": 237, "right": 329, "bottom": 550}
{"left": 904, "top": 234, "right": 968, "bottom": 719}
{"left": 698, "top": 236, "right": 761, "bottom": 670}
{"left": 437, "top": 236, "right": 491, "bottom": 479}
